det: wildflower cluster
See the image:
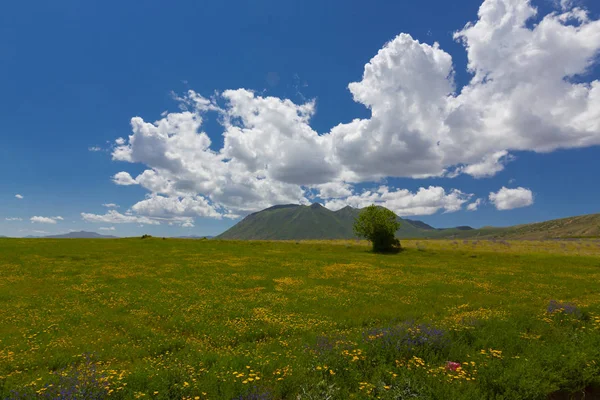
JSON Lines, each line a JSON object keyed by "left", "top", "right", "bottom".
{"left": 363, "top": 322, "right": 449, "bottom": 359}
{"left": 393, "top": 357, "right": 478, "bottom": 383}
{"left": 443, "top": 361, "right": 477, "bottom": 382}
{"left": 543, "top": 300, "right": 585, "bottom": 326}
{"left": 480, "top": 348, "right": 503, "bottom": 359}
{"left": 341, "top": 348, "right": 365, "bottom": 362}
{"left": 519, "top": 332, "right": 541, "bottom": 340}
{"left": 232, "top": 366, "right": 262, "bottom": 384}
{"left": 272, "top": 365, "right": 291, "bottom": 381}
{"left": 590, "top": 313, "right": 600, "bottom": 330}
{"left": 547, "top": 300, "right": 582, "bottom": 317}
{"left": 10, "top": 354, "right": 127, "bottom": 399}
{"left": 358, "top": 381, "right": 375, "bottom": 394}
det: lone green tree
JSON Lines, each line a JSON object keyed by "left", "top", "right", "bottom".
{"left": 353, "top": 205, "right": 401, "bottom": 253}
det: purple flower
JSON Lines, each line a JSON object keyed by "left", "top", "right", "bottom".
{"left": 547, "top": 300, "right": 581, "bottom": 317}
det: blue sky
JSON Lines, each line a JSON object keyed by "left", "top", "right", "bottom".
{"left": 1, "top": 0, "right": 599, "bottom": 237}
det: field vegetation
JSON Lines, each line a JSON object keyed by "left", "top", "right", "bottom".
{"left": 1, "top": 238, "right": 599, "bottom": 399}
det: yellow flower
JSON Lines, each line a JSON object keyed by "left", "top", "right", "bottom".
{"left": 329, "top": 369, "right": 335, "bottom": 375}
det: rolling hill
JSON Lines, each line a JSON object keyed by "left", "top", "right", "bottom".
{"left": 430, "top": 213, "right": 600, "bottom": 240}
{"left": 217, "top": 204, "right": 470, "bottom": 240}
{"left": 173, "top": 235, "right": 214, "bottom": 239}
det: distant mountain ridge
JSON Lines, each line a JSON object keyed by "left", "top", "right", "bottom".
{"left": 217, "top": 203, "right": 472, "bottom": 240}
{"left": 28, "top": 231, "right": 118, "bottom": 239}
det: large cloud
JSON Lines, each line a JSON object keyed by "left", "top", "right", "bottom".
{"left": 99, "top": 0, "right": 599, "bottom": 221}
{"left": 489, "top": 187, "right": 534, "bottom": 210}
{"left": 130, "top": 195, "right": 235, "bottom": 220}
{"left": 81, "top": 210, "right": 161, "bottom": 225}
{"left": 323, "top": 186, "right": 471, "bottom": 216}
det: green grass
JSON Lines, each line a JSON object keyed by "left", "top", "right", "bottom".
{"left": 1, "top": 238, "right": 600, "bottom": 399}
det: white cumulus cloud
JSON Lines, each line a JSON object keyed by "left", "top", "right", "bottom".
{"left": 102, "top": 203, "right": 119, "bottom": 208}
{"left": 94, "top": 0, "right": 599, "bottom": 221}
{"left": 5, "top": 217, "right": 23, "bottom": 221}
{"left": 15, "top": 194, "right": 24, "bottom": 199}
{"left": 112, "top": 172, "right": 138, "bottom": 186}
{"left": 130, "top": 195, "right": 227, "bottom": 219}
{"left": 313, "top": 182, "right": 354, "bottom": 199}
{"left": 489, "top": 187, "right": 534, "bottom": 210}
{"left": 81, "top": 210, "right": 160, "bottom": 225}
{"left": 323, "top": 186, "right": 471, "bottom": 216}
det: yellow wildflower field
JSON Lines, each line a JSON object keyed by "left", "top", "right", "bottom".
{"left": 0, "top": 238, "right": 599, "bottom": 399}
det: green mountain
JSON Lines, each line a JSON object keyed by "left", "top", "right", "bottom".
{"left": 217, "top": 203, "right": 468, "bottom": 240}
{"left": 218, "top": 204, "right": 600, "bottom": 241}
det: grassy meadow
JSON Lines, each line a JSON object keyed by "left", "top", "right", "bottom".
{"left": 1, "top": 238, "right": 600, "bottom": 399}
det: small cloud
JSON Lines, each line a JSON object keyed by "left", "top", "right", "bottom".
{"left": 5, "top": 217, "right": 23, "bottom": 221}
{"left": 31, "top": 216, "right": 59, "bottom": 224}
{"left": 15, "top": 194, "right": 24, "bottom": 199}
{"left": 466, "top": 198, "right": 483, "bottom": 211}
{"left": 102, "top": 203, "right": 119, "bottom": 208}
{"left": 489, "top": 187, "right": 534, "bottom": 210}
{"left": 112, "top": 171, "right": 137, "bottom": 186}
{"left": 115, "top": 137, "right": 126, "bottom": 145}
{"left": 88, "top": 146, "right": 102, "bottom": 152}
{"left": 53, "top": 216, "right": 64, "bottom": 221}
{"left": 99, "top": 227, "right": 116, "bottom": 231}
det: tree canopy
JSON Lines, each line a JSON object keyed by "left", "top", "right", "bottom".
{"left": 353, "top": 205, "right": 401, "bottom": 253}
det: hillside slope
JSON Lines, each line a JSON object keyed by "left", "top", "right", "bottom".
{"left": 431, "top": 213, "right": 600, "bottom": 240}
